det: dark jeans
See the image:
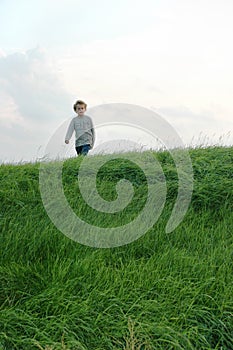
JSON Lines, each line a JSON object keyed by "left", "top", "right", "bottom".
{"left": 75, "top": 144, "right": 91, "bottom": 156}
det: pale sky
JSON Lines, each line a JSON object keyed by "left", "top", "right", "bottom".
{"left": 0, "top": 0, "right": 233, "bottom": 162}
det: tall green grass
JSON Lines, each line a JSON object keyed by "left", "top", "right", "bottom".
{"left": 0, "top": 146, "right": 232, "bottom": 349}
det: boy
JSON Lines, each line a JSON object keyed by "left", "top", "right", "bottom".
{"left": 65, "top": 100, "right": 95, "bottom": 156}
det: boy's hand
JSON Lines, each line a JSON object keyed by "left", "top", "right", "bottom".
{"left": 65, "top": 140, "right": 69, "bottom": 144}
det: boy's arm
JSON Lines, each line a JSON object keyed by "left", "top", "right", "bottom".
{"left": 65, "top": 119, "right": 74, "bottom": 144}
{"left": 90, "top": 119, "right": 95, "bottom": 149}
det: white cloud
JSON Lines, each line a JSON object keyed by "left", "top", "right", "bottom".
{"left": 57, "top": 9, "right": 233, "bottom": 106}
{"left": 0, "top": 92, "right": 25, "bottom": 127}
{"left": 155, "top": 105, "right": 233, "bottom": 146}
{"left": 0, "top": 47, "right": 73, "bottom": 162}
{"left": 0, "top": 47, "right": 72, "bottom": 123}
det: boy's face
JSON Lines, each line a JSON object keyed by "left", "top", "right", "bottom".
{"left": 76, "top": 104, "right": 86, "bottom": 116}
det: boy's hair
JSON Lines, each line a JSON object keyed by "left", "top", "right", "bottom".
{"left": 73, "top": 100, "right": 87, "bottom": 111}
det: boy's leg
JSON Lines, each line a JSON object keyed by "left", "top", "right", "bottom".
{"left": 75, "top": 146, "right": 82, "bottom": 155}
{"left": 80, "top": 144, "right": 90, "bottom": 156}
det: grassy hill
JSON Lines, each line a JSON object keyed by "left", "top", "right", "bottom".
{"left": 0, "top": 146, "right": 232, "bottom": 350}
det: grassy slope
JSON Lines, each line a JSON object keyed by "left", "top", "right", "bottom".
{"left": 0, "top": 147, "right": 232, "bottom": 350}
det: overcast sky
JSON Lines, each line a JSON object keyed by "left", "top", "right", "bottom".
{"left": 0, "top": 0, "right": 233, "bottom": 162}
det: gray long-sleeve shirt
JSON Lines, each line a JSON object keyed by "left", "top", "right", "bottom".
{"left": 65, "top": 115, "right": 95, "bottom": 148}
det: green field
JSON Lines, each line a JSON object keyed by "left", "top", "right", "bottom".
{"left": 0, "top": 146, "right": 232, "bottom": 350}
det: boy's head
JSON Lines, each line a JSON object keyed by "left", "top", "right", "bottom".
{"left": 73, "top": 100, "right": 87, "bottom": 116}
